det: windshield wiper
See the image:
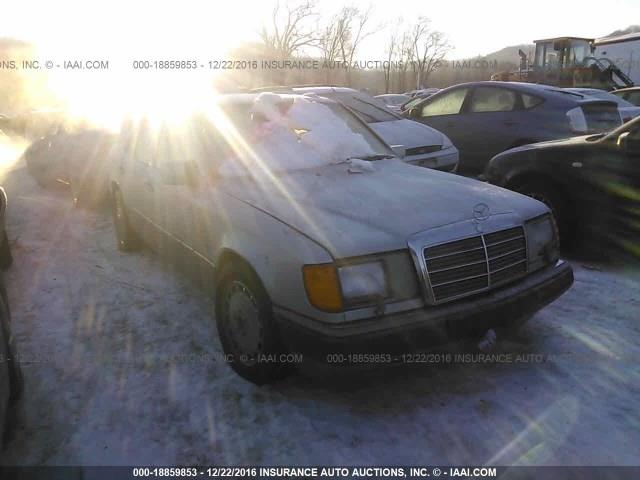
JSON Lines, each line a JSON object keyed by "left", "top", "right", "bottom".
{"left": 331, "top": 154, "right": 394, "bottom": 166}
{"left": 353, "top": 154, "right": 395, "bottom": 161}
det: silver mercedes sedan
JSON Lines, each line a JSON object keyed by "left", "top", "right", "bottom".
{"left": 109, "top": 92, "right": 573, "bottom": 384}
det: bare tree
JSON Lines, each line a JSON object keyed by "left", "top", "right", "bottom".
{"left": 318, "top": 11, "right": 349, "bottom": 83}
{"left": 318, "top": 5, "right": 377, "bottom": 86}
{"left": 260, "top": 0, "right": 319, "bottom": 59}
{"left": 341, "top": 5, "right": 376, "bottom": 86}
{"left": 396, "top": 30, "right": 415, "bottom": 92}
{"left": 383, "top": 19, "right": 402, "bottom": 93}
{"left": 410, "top": 17, "right": 451, "bottom": 89}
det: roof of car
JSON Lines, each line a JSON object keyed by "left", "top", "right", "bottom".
{"left": 212, "top": 92, "right": 338, "bottom": 106}
{"left": 435, "top": 81, "right": 602, "bottom": 99}
{"left": 251, "top": 85, "right": 360, "bottom": 95}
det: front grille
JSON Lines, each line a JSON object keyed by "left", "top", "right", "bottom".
{"left": 405, "top": 145, "right": 442, "bottom": 156}
{"left": 423, "top": 226, "right": 527, "bottom": 303}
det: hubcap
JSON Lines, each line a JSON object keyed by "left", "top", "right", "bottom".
{"left": 224, "top": 281, "right": 263, "bottom": 365}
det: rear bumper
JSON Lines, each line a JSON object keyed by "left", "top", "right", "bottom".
{"left": 275, "top": 259, "right": 573, "bottom": 359}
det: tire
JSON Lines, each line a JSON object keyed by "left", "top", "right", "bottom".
{"left": 513, "top": 179, "right": 575, "bottom": 250}
{"left": 0, "top": 232, "right": 12, "bottom": 270}
{"left": 112, "top": 188, "right": 139, "bottom": 252}
{"left": 215, "top": 262, "right": 291, "bottom": 384}
{"left": 0, "top": 290, "right": 22, "bottom": 407}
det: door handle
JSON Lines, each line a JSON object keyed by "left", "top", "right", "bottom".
{"left": 143, "top": 179, "right": 154, "bottom": 191}
{"left": 504, "top": 120, "right": 517, "bottom": 126}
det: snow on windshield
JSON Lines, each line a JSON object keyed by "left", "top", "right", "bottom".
{"left": 217, "top": 93, "right": 381, "bottom": 177}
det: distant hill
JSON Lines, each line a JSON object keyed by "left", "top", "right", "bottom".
{"left": 603, "top": 25, "right": 640, "bottom": 38}
{"left": 480, "top": 44, "right": 535, "bottom": 66}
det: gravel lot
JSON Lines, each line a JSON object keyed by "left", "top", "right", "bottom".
{"left": 1, "top": 148, "right": 639, "bottom": 466}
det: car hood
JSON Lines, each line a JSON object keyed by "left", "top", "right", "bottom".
{"left": 497, "top": 134, "right": 600, "bottom": 156}
{"left": 368, "top": 119, "right": 444, "bottom": 149}
{"left": 221, "top": 159, "right": 545, "bottom": 258}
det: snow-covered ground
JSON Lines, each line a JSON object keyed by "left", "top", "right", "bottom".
{"left": 0, "top": 142, "right": 639, "bottom": 466}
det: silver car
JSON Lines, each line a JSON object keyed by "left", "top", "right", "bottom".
{"left": 110, "top": 93, "right": 573, "bottom": 384}
{"left": 254, "top": 86, "right": 459, "bottom": 172}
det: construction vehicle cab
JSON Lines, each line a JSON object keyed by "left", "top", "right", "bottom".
{"left": 528, "top": 36, "right": 634, "bottom": 90}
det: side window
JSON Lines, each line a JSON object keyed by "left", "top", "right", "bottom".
{"left": 522, "top": 93, "right": 544, "bottom": 109}
{"left": 419, "top": 88, "right": 469, "bottom": 117}
{"left": 626, "top": 92, "right": 640, "bottom": 106}
{"left": 469, "top": 87, "right": 517, "bottom": 113}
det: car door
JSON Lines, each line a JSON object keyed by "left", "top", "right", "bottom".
{"left": 116, "top": 119, "right": 161, "bottom": 246}
{"left": 409, "top": 86, "right": 472, "bottom": 164}
{"left": 151, "top": 120, "right": 220, "bottom": 281}
{"left": 463, "top": 86, "right": 523, "bottom": 173}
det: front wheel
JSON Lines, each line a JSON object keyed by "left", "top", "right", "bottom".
{"left": 215, "top": 264, "right": 291, "bottom": 384}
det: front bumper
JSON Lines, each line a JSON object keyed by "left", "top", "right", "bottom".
{"left": 275, "top": 259, "right": 573, "bottom": 359}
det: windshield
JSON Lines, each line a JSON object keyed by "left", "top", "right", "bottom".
{"left": 209, "top": 95, "right": 392, "bottom": 177}
{"left": 377, "top": 95, "right": 409, "bottom": 106}
{"left": 401, "top": 96, "right": 424, "bottom": 111}
{"left": 328, "top": 92, "right": 401, "bottom": 123}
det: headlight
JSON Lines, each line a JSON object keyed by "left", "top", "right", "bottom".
{"left": 566, "top": 107, "right": 587, "bottom": 133}
{"left": 441, "top": 134, "right": 453, "bottom": 149}
{"left": 525, "top": 214, "right": 559, "bottom": 271}
{"left": 338, "top": 261, "right": 387, "bottom": 307}
{"left": 302, "top": 261, "right": 388, "bottom": 312}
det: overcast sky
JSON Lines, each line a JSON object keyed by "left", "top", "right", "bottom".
{"left": 3, "top": 0, "right": 639, "bottom": 59}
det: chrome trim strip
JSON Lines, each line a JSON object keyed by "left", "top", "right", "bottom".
{"left": 431, "top": 272, "right": 488, "bottom": 288}
{"left": 488, "top": 247, "right": 526, "bottom": 261}
{"left": 428, "top": 259, "right": 487, "bottom": 274}
{"left": 423, "top": 245, "right": 485, "bottom": 260}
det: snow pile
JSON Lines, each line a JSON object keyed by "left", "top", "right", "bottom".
{"left": 217, "top": 94, "right": 378, "bottom": 177}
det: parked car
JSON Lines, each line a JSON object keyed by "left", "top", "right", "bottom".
{"left": 0, "top": 188, "right": 12, "bottom": 269}
{"left": 405, "top": 88, "right": 440, "bottom": 98}
{"left": 400, "top": 89, "right": 442, "bottom": 113}
{"left": 110, "top": 92, "right": 573, "bottom": 384}
{"left": 611, "top": 86, "right": 640, "bottom": 106}
{"left": 566, "top": 88, "right": 640, "bottom": 123}
{"left": 253, "top": 86, "right": 459, "bottom": 172}
{"left": 374, "top": 94, "right": 411, "bottom": 112}
{"left": 485, "top": 117, "right": 640, "bottom": 256}
{"left": 24, "top": 128, "right": 114, "bottom": 209}
{"left": 403, "top": 81, "right": 623, "bottom": 175}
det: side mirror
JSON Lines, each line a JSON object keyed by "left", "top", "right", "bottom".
{"left": 408, "top": 108, "right": 420, "bottom": 119}
{"left": 617, "top": 132, "right": 630, "bottom": 150}
{"left": 391, "top": 145, "right": 406, "bottom": 158}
